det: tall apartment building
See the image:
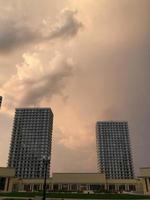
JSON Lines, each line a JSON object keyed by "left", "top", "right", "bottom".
{"left": 96, "top": 121, "right": 134, "bottom": 179}
{"left": 8, "top": 108, "right": 53, "bottom": 179}
{"left": 0, "top": 96, "right": 2, "bottom": 108}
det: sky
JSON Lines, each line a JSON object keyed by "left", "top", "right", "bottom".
{"left": 0, "top": 0, "right": 150, "bottom": 175}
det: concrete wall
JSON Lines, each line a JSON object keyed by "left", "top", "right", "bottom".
{"left": 52, "top": 173, "right": 106, "bottom": 184}
{"left": 0, "top": 167, "right": 15, "bottom": 192}
{"left": 0, "top": 169, "right": 145, "bottom": 194}
{"left": 0, "top": 167, "right": 15, "bottom": 177}
{"left": 140, "top": 168, "right": 150, "bottom": 194}
{"left": 9, "top": 173, "right": 143, "bottom": 193}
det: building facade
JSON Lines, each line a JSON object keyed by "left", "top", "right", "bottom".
{"left": 96, "top": 121, "right": 134, "bottom": 179}
{"left": 8, "top": 108, "right": 53, "bottom": 179}
{"left": 139, "top": 167, "right": 150, "bottom": 194}
{"left": 0, "top": 167, "right": 15, "bottom": 192}
{"left": 0, "top": 169, "right": 143, "bottom": 193}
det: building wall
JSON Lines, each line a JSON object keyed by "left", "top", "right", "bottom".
{"left": 8, "top": 108, "right": 53, "bottom": 179}
{"left": 0, "top": 169, "right": 145, "bottom": 193}
{"left": 6, "top": 173, "right": 143, "bottom": 193}
{"left": 52, "top": 173, "right": 106, "bottom": 184}
{"left": 0, "top": 167, "right": 15, "bottom": 192}
{"left": 139, "top": 168, "right": 150, "bottom": 194}
{"left": 96, "top": 121, "right": 134, "bottom": 179}
{"left": 0, "top": 167, "right": 15, "bottom": 177}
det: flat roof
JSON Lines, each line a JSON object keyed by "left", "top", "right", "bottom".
{"left": 140, "top": 167, "right": 150, "bottom": 169}
{"left": 16, "top": 107, "right": 52, "bottom": 110}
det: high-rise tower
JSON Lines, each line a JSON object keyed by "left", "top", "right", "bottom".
{"left": 8, "top": 108, "right": 53, "bottom": 179}
{"left": 96, "top": 121, "right": 134, "bottom": 179}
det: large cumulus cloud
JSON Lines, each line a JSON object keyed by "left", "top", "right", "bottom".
{"left": 0, "top": 51, "right": 74, "bottom": 111}
{"left": 0, "top": 0, "right": 150, "bottom": 174}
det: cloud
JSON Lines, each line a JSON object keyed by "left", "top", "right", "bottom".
{"left": 0, "top": 51, "right": 74, "bottom": 110}
{"left": 0, "top": 19, "right": 41, "bottom": 53}
{"left": 49, "top": 9, "right": 83, "bottom": 39}
{"left": 0, "top": 0, "right": 150, "bottom": 173}
{"left": 0, "top": 9, "right": 82, "bottom": 53}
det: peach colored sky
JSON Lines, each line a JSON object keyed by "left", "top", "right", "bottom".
{"left": 0, "top": 0, "right": 150, "bottom": 175}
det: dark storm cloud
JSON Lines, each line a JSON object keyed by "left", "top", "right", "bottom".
{"left": 0, "top": 9, "right": 82, "bottom": 53}
{"left": 0, "top": 19, "right": 41, "bottom": 53}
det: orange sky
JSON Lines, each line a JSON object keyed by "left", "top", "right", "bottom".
{"left": 0, "top": 0, "right": 150, "bottom": 175}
